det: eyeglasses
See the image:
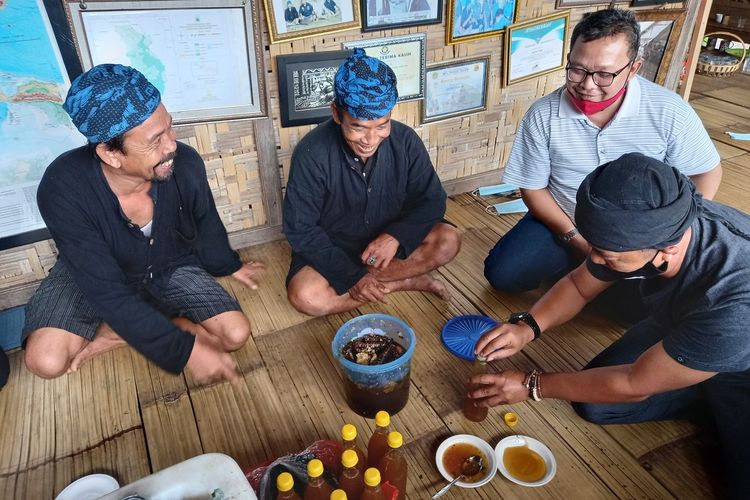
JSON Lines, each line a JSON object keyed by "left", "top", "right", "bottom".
{"left": 565, "top": 60, "right": 634, "bottom": 87}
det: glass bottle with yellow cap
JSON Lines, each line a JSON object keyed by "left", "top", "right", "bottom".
{"left": 378, "top": 431, "right": 407, "bottom": 500}
{"left": 463, "top": 355, "right": 489, "bottom": 422}
{"left": 341, "top": 423, "right": 367, "bottom": 475}
{"left": 304, "top": 458, "right": 333, "bottom": 500}
{"left": 330, "top": 489, "right": 347, "bottom": 500}
{"left": 367, "top": 411, "right": 390, "bottom": 468}
{"left": 276, "top": 471, "right": 301, "bottom": 500}
{"left": 338, "top": 449, "right": 364, "bottom": 500}
{"left": 360, "top": 468, "right": 387, "bottom": 500}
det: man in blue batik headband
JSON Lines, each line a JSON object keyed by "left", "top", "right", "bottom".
{"left": 23, "top": 64, "right": 263, "bottom": 386}
{"left": 282, "top": 49, "right": 461, "bottom": 316}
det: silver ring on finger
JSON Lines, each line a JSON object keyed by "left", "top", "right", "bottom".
{"left": 367, "top": 256, "right": 377, "bottom": 265}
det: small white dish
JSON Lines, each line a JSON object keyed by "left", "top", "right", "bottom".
{"left": 55, "top": 473, "right": 119, "bottom": 500}
{"left": 495, "top": 435, "right": 556, "bottom": 487}
{"left": 435, "top": 434, "right": 497, "bottom": 488}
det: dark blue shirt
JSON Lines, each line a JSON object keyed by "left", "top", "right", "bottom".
{"left": 37, "top": 143, "right": 242, "bottom": 373}
{"left": 283, "top": 118, "right": 446, "bottom": 294}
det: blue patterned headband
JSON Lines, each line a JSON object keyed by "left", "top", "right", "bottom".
{"left": 334, "top": 48, "right": 398, "bottom": 120}
{"left": 64, "top": 64, "right": 161, "bottom": 143}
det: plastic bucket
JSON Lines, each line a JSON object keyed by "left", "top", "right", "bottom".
{"left": 332, "top": 314, "right": 416, "bottom": 418}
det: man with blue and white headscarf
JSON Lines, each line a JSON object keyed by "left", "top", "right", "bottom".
{"left": 23, "top": 64, "right": 263, "bottom": 384}
{"left": 283, "top": 49, "right": 461, "bottom": 315}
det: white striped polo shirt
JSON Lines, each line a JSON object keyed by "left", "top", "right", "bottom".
{"left": 502, "top": 76, "right": 721, "bottom": 221}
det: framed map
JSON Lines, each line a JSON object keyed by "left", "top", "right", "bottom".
{"left": 0, "top": 0, "right": 86, "bottom": 250}
{"left": 65, "top": 0, "right": 266, "bottom": 123}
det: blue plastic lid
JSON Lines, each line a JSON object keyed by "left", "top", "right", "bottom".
{"left": 441, "top": 315, "right": 498, "bottom": 361}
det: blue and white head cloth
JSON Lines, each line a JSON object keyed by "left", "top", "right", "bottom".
{"left": 64, "top": 64, "right": 161, "bottom": 144}
{"left": 334, "top": 48, "right": 398, "bottom": 120}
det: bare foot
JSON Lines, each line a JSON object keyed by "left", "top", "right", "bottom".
{"left": 401, "top": 274, "right": 452, "bottom": 301}
{"left": 68, "top": 323, "right": 127, "bottom": 373}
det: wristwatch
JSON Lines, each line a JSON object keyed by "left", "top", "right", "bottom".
{"left": 508, "top": 312, "right": 541, "bottom": 341}
{"left": 559, "top": 227, "right": 579, "bottom": 244}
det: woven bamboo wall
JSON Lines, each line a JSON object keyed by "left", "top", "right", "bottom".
{"left": 0, "top": 0, "right": 688, "bottom": 308}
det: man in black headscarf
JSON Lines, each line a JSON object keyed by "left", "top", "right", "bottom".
{"left": 469, "top": 153, "right": 750, "bottom": 498}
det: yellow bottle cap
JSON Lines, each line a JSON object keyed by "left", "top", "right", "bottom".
{"left": 341, "top": 423, "right": 357, "bottom": 441}
{"left": 375, "top": 410, "right": 390, "bottom": 427}
{"left": 330, "top": 489, "right": 348, "bottom": 500}
{"left": 364, "top": 467, "right": 381, "bottom": 487}
{"left": 504, "top": 412, "right": 519, "bottom": 427}
{"left": 308, "top": 458, "right": 324, "bottom": 478}
{"left": 277, "top": 471, "right": 294, "bottom": 492}
{"left": 387, "top": 431, "right": 403, "bottom": 449}
{"left": 341, "top": 449, "right": 359, "bottom": 468}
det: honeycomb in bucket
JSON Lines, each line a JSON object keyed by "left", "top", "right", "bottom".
{"left": 342, "top": 333, "right": 405, "bottom": 365}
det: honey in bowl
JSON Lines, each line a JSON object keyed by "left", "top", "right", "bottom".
{"left": 503, "top": 444, "right": 547, "bottom": 483}
{"left": 441, "top": 443, "right": 488, "bottom": 483}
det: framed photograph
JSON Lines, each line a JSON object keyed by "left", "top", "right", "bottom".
{"left": 345, "top": 34, "right": 426, "bottom": 101}
{"left": 422, "top": 56, "right": 490, "bottom": 123}
{"left": 503, "top": 11, "right": 570, "bottom": 86}
{"left": 277, "top": 49, "right": 353, "bottom": 128}
{"left": 554, "top": 0, "right": 613, "bottom": 7}
{"left": 264, "top": 0, "right": 361, "bottom": 43}
{"left": 636, "top": 9, "right": 687, "bottom": 85}
{"left": 0, "top": 0, "right": 86, "bottom": 250}
{"left": 361, "top": 0, "right": 442, "bottom": 32}
{"left": 65, "top": 0, "right": 266, "bottom": 123}
{"left": 446, "top": 0, "right": 518, "bottom": 45}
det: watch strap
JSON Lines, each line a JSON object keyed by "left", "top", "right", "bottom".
{"left": 508, "top": 312, "right": 541, "bottom": 341}
{"left": 559, "top": 227, "right": 579, "bottom": 244}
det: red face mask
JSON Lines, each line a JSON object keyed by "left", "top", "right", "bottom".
{"left": 567, "top": 85, "right": 627, "bottom": 116}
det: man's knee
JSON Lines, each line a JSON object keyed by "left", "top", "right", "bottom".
{"left": 24, "top": 338, "right": 71, "bottom": 379}
{"left": 572, "top": 401, "right": 640, "bottom": 425}
{"left": 425, "top": 224, "right": 461, "bottom": 266}
{"left": 287, "top": 285, "right": 332, "bottom": 317}
{"left": 483, "top": 252, "right": 536, "bottom": 293}
{"left": 209, "top": 312, "right": 252, "bottom": 351}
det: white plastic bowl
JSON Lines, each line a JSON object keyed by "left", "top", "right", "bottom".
{"left": 495, "top": 435, "right": 556, "bottom": 487}
{"left": 435, "top": 434, "right": 497, "bottom": 488}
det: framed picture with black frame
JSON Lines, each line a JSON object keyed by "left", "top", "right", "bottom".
{"left": 422, "top": 56, "right": 490, "bottom": 123}
{"left": 361, "top": 0, "right": 442, "bottom": 32}
{"left": 0, "top": 0, "right": 85, "bottom": 250}
{"left": 277, "top": 49, "right": 354, "bottom": 128}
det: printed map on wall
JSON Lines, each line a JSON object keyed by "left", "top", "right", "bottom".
{"left": 0, "top": 0, "right": 86, "bottom": 243}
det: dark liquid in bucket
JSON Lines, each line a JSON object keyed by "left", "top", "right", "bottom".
{"left": 344, "top": 376, "right": 410, "bottom": 418}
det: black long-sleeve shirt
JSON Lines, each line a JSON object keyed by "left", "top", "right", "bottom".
{"left": 283, "top": 118, "right": 446, "bottom": 294}
{"left": 37, "top": 143, "right": 242, "bottom": 373}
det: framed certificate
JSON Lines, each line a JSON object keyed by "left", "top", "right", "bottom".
{"left": 503, "top": 11, "right": 570, "bottom": 86}
{"left": 361, "top": 0, "right": 442, "bottom": 32}
{"left": 344, "top": 33, "right": 426, "bottom": 101}
{"left": 422, "top": 56, "right": 489, "bottom": 123}
{"left": 277, "top": 49, "right": 354, "bottom": 128}
{"left": 65, "top": 0, "right": 266, "bottom": 123}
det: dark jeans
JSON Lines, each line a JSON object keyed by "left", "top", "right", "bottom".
{"left": 484, "top": 213, "right": 579, "bottom": 292}
{"left": 484, "top": 213, "right": 649, "bottom": 323}
{"left": 573, "top": 318, "right": 750, "bottom": 499}
{"left": 0, "top": 349, "right": 8, "bottom": 390}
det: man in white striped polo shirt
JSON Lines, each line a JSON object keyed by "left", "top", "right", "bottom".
{"left": 484, "top": 9, "right": 721, "bottom": 308}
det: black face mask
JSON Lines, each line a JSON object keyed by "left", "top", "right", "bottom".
{"left": 586, "top": 252, "right": 668, "bottom": 282}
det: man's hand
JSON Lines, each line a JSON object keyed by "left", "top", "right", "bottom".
{"left": 185, "top": 334, "right": 242, "bottom": 386}
{"left": 361, "top": 234, "right": 400, "bottom": 269}
{"left": 474, "top": 322, "right": 535, "bottom": 360}
{"left": 467, "top": 370, "right": 528, "bottom": 407}
{"left": 569, "top": 234, "right": 592, "bottom": 258}
{"left": 231, "top": 260, "right": 265, "bottom": 290}
{"left": 348, "top": 274, "right": 390, "bottom": 303}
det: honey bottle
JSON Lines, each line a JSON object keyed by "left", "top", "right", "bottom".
{"left": 339, "top": 449, "right": 364, "bottom": 500}
{"left": 367, "top": 411, "right": 390, "bottom": 468}
{"left": 360, "top": 468, "right": 387, "bottom": 500}
{"left": 377, "top": 431, "right": 407, "bottom": 500}
{"left": 341, "top": 423, "right": 367, "bottom": 475}
{"left": 276, "top": 471, "right": 301, "bottom": 500}
{"left": 330, "top": 490, "right": 347, "bottom": 500}
{"left": 463, "top": 355, "right": 489, "bottom": 422}
{"left": 304, "top": 458, "right": 333, "bottom": 500}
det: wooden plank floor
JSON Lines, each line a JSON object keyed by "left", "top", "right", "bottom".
{"left": 1, "top": 72, "right": 747, "bottom": 499}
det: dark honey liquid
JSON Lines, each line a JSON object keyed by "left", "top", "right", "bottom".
{"left": 441, "top": 443, "right": 489, "bottom": 484}
{"left": 343, "top": 376, "right": 410, "bottom": 418}
{"left": 503, "top": 445, "right": 546, "bottom": 482}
